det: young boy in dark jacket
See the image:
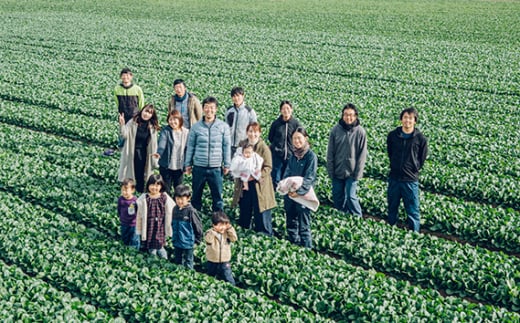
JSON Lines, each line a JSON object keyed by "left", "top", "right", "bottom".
{"left": 171, "top": 184, "right": 203, "bottom": 269}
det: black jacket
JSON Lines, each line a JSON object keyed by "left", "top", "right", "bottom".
{"left": 387, "top": 127, "right": 428, "bottom": 182}
{"left": 268, "top": 116, "right": 302, "bottom": 160}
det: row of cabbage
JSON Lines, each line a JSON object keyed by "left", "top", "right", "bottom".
{"left": 0, "top": 121, "right": 519, "bottom": 315}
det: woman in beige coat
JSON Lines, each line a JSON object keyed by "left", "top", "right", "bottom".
{"left": 118, "top": 104, "right": 160, "bottom": 192}
{"left": 231, "top": 122, "right": 276, "bottom": 236}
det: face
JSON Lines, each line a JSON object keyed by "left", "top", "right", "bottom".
{"left": 246, "top": 127, "right": 260, "bottom": 143}
{"left": 242, "top": 147, "right": 253, "bottom": 158}
{"left": 168, "top": 116, "right": 181, "bottom": 130}
{"left": 120, "top": 73, "right": 133, "bottom": 86}
{"left": 141, "top": 108, "right": 154, "bottom": 121}
{"left": 400, "top": 112, "right": 416, "bottom": 132}
{"left": 175, "top": 196, "right": 190, "bottom": 208}
{"left": 148, "top": 182, "right": 162, "bottom": 195}
{"left": 232, "top": 93, "right": 244, "bottom": 107}
{"left": 174, "top": 83, "right": 186, "bottom": 97}
{"left": 121, "top": 185, "right": 135, "bottom": 199}
{"left": 292, "top": 131, "right": 307, "bottom": 149}
{"left": 280, "top": 104, "right": 293, "bottom": 120}
{"left": 342, "top": 108, "right": 357, "bottom": 125}
{"left": 203, "top": 102, "right": 217, "bottom": 121}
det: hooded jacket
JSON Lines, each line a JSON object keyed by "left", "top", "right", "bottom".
{"left": 326, "top": 119, "right": 367, "bottom": 180}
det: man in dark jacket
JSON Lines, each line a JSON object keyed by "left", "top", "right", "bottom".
{"left": 386, "top": 107, "right": 428, "bottom": 232}
{"left": 326, "top": 103, "right": 367, "bottom": 217}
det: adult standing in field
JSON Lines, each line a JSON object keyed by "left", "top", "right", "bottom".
{"left": 184, "top": 97, "right": 231, "bottom": 212}
{"left": 231, "top": 122, "right": 276, "bottom": 236}
{"left": 168, "top": 79, "right": 202, "bottom": 129}
{"left": 282, "top": 127, "right": 317, "bottom": 248}
{"left": 326, "top": 103, "right": 367, "bottom": 217}
{"left": 118, "top": 104, "right": 160, "bottom": 193}
{"left": 386, "top": 107, "right": 428, "bottom": 232}
{"left": 268, "top": 100, "right": 302, "bottom": 189}
{"left": 114, "top": 67, "right": 145, "bottom": 149}
{"left": 225, "top": 87, "right": 257, "bottom": 156}
{"left": 114, "top": 67, "right": 145, "bottom": 124}
{"left": 153, "top": 110, "right": 189, "bottom": 196}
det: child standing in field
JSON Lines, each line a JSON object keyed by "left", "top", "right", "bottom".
{"left": 229, "top": 143, "right": 263, "bottom": 191}
{"left": 171, "top": 184, "right": 202, "bottom": 269}
{"left": 205, "top": 211, "right": 237, "bottom": 285}
{"left": 117, "top": 178, "right": 140, "bottom": 250}
{"left": 136, "top": 174, "right": 174, "bottom": 259}
{"left": 153, "top": 110, "right": 190, "bottom": 196}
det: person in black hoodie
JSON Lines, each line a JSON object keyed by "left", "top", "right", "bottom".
{"left": 386, "top": 107, "right": 428, "bottom": 232}
{"left": 268, "top": 100, "right": 302, "bottom": 189}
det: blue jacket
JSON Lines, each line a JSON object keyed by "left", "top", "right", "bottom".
{"left": 156, "top": 125, "right": 189, "bottom": 169}
{"left": 172, "top": 204, "right": 203, "bottom": 249}
{"left": 283, "top": 149, "right": 317, "bottom": 195}
{"left": 184, "top": 118, "right": 231, "bottom": 168}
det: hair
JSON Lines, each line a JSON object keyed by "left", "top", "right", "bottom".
{"left": 174, "top": 184, "right": 191, "bottom": 198}
{"left": 167, "top": 109, "right": 184, "bottom": 128}
{"left": 173, "top": 79, "right": 186, "bottom": 87}
{"left": 246, "top": 122, "right": 261, "bottom": 133}
{"left": 211, "top": 211, "right": 230, "bottom": 225}
{"left": 342, "top": 103, "right": 358, "bottom": 116}
{"left": 121, "top": 178, "right": 136, "bottom": 188}
{"left": 134, "top": 104, "right": 160, "bottom": 131}
{"left": 146, "top": 174, "right": 165, "bottom": 192}
{"left": 279, "top": 100, "right": 293, "bottom": 111}
{"left": 202, "top": 96, "right": 218, "bottom": 108}
{"left": 293, "top": 126, "right": 309, "bottom": 138}
{"left": 230, "top": 86, "right": 244, "bottom": 97}
{"left": 242, "top": 143, "right": 254, "bottom": 151}
{"left": 400, "top": 107, "right": 418, "bottom": 122}
{"left": 120, "top": 67, "right": 132, "bottom": 76}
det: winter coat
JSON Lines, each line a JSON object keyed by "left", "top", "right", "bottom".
{"left": 156, "top": 125, "right": 189, "bottom": 170}
{"left": 184, "top": 118, "right": 231, "bottom": 168}
{"left": 225, "top": 104, "right": 257, "bottom": 148}
{"left": 114, "top": 83, "right": 144, "bottom": 123}
{"left": 283, "top": 149, "right": 317, "bottom": 196}
{"left": 205, "top": 226, "right": 237, "bottom": 263}
{"left": 172, "top": 204, "right": 203, "bottom": 249}
{"left": 168, "top": 92, "right": 202, "bottom": 128}
{"left": 135, "top": 193, "right": 174, "bottom": 241}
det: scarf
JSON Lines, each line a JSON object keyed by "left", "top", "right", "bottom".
{"left": 174, "top": 92, "right": 188, "bottom": 102}
{"left": 339, "top": 118, "right": 359, "bottom": 131}
{"left": 293, "top": 141, "right": 310, "bottom": 160}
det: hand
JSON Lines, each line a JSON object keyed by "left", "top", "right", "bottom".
{"left": 118, "top": 113, "right": 125, "bottom": 126}
{"left": 152, "top": 153, "right": 160, "bottom": 159}
{"left": 185, "top": 166, "right": 192, "bottom": 175}
{"left": 223, "top": 167, "right": 229, "bottom": 175}
{"left": 288, "top": 191, "right": 299, "bottom": 198}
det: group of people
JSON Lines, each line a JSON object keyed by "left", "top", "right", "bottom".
{"left": 114, "top": 67, "right": 428, "bottom": 284}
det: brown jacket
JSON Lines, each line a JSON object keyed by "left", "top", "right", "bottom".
{"left": 205, "top": 226, "right": 237, "bottom": 263}
{"left": 168, "top": 92, "right": 202, "bottom": 128}
{"left": 231, "top": 138, "right": 277, "bottom": 212}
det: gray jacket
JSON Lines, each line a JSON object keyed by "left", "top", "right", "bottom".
{"left": 326, "top": 119, "right": 367, "bottom": 180}
{"left": 225, "top": 104, "right": 257, "bottom": 148}
{"left": 185, "top": 118, "right": 231, "bottom": 168}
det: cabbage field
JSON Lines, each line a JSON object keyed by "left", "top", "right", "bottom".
{"left": 0, "top": 0, "right": 519, "bottom": 321}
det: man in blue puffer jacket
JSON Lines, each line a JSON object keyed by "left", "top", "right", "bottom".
{"left": 185, "top": 96, "right": 231, "bottom": 212}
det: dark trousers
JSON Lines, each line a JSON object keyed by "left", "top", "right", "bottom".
{"left": 159, "top": 166, "right": 183, "bottom": 196}
{"left": 284, "top": 196, "right": 312, "bottom": 248}
{"left": 207, "top": 261, "right": 235, "bottom": 285}
{"left": 271, "top": 154, "right": 288, "bottom": 190}
{"left": 191, "top": 166, "right": 224, "bottom": 212}
{"left": 120, "top": 225, "right": 140, "bottom": 250}
{"left": 238, "top": 182, "right": 273, "bottom": 236}
{"left": 173, "top": 247, "right": 194, "bottom": 269}
{"left": 134, "top": 146, "right": 147, "bottom": 192}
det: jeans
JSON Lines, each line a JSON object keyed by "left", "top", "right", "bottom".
{"left": 120, "top": 225, "right": 140, "bottom": 250}
{"left": 387, "top": 179, "right": 420, "bottom": 232}
{"left": 159, "top": 166, "right": 183, "bottom": 196}
{"left": 238, "top": 182, "right": 273, "bottom": 236}
{"left": 207, "top": 261, "right": 235, "bottom": 285}
{"left": 173, "top": 247, "right": 194, "bottom": 269}
{"left": 271, "top": 154, "right": 288, "bottom": 190}
{"left": 191, "top": 166, "right": 224, "bottom": 212}
{"left": 284, "top": 196, "right": 312, "bottom": 248}
{"left": 331, "top": 177, "right": 362, "bottom": 217}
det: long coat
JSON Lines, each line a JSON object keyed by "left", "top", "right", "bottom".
{"left": 118, "top": 119, "right": 158, "bottom": 183}
{"left": 232, "top": 138, "right": 277, "bottom": 213}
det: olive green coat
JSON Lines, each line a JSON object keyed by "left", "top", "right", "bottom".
{"left": 232, "top": 138, "right": 277, "bottom": 212}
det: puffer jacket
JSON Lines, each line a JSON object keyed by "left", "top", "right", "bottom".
{"left": 184, "top": 118, "right": 231, "bottom": 168}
